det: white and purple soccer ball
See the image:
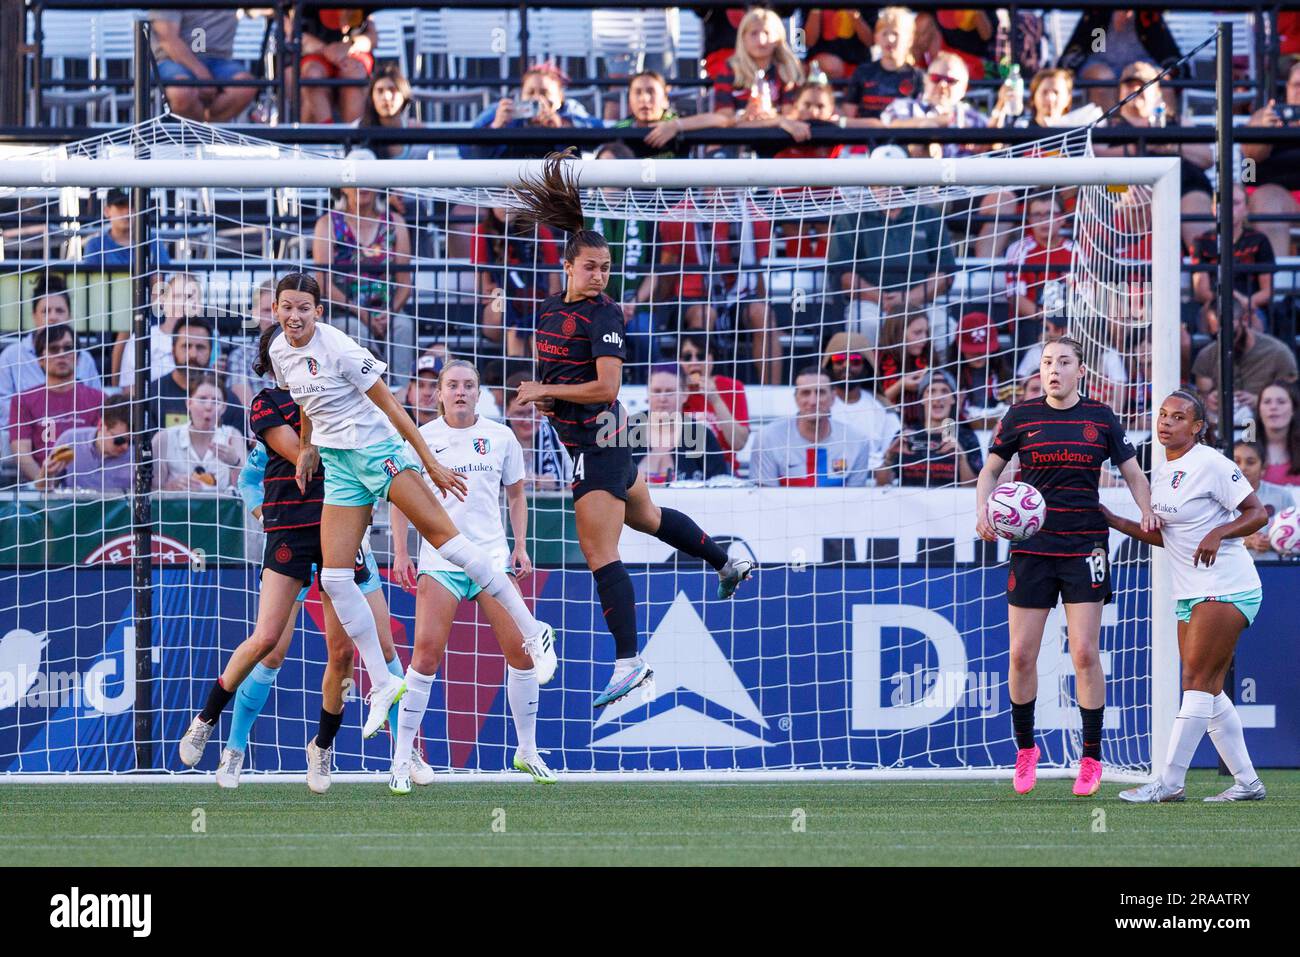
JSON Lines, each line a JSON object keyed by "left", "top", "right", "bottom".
{"left": 986, "top": 481, "right": 1046, "bottom": 542}
{"left": 1268, "top": 506, "right": 1300, "bottom": 555}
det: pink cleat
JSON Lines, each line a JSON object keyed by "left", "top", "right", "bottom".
{"left": 1013, "top": 745, "right": 1040, "bottom": 794}
{"left": 1073, "top": 757, "right": 1103, "bottom": 796}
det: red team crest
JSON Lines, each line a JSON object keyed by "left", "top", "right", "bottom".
{"left": 561, "top": 316, "right": 577, "bottom": 336}
{"left": 275, "top": 544, "right": 293, "bottom": 564}
{"left": 1083, "top": 422, "right": 1099, "bottom": 442}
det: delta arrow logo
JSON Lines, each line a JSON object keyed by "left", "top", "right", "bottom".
{"left": 591, "top": 592, "right": 771, "bottom": 748}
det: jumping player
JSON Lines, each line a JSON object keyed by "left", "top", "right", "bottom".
{"left": 509, "top": 152, "right": 753, "bottom": 709}
{"left": 267, "top": 272, "right": 557, "bottom": 779}
{"left": 1102, "top": 390, "right": 1268, "bottom": 802}
{"left": 388, "top": 359, "right": 558, "bottom": 792}
{"left": 975, "top": 336, "right": 1157, "bottom": 796}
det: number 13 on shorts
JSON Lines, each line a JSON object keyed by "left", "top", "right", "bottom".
{"left": 1086, "top": 547, "right": 1107, "bottom": 585}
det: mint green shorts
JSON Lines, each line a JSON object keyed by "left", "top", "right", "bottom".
{"left": 1175, "top": 587, "right": 1263, "bottom": 627}
{"left": 420, "top": 569, "right": 483, "bottom": 602}
{"left": 319, "top": 436, "right": 419, "bottom": 507}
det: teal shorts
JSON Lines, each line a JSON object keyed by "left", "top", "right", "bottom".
{"left": 420, "top": 569, "right": 483, "bottom": 602}
{"left": 294, "top": 552, "right": 383, "bottom": 602}
{"left": 1175, "top": 587, "right": 1263, "bottom": 627}
{"left": 319, "top": 436, "right": 420, "bottom": 508}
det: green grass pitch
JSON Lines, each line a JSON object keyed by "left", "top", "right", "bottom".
{"left": 3, "top": 770, "right": 1297, "bottom": 866}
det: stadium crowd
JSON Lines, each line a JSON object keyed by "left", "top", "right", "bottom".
{"left": 5, "top": 4, "right": 1300, "bottom": 548}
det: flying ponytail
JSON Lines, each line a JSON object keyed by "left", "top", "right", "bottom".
{"left": 509, "top": 149, "right": 609, "bottom": 263}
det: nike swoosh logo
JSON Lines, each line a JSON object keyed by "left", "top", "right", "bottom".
{"left": 1027, "top": 430, "right": 1042, "bottom": 438}
{"left": 434, "top": 447, "right": 448, "bottom": 454}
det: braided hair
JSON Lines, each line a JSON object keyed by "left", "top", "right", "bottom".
{"left": 1167, "top": 388, "right": 1209, "bottom": 443}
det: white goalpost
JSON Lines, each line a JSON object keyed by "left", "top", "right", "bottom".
{"left": 0, "top": 119, "right": 1179, "bottom": 783}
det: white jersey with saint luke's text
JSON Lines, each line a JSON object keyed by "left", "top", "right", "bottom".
{"left": 406, "top": 416, "right": 524, "bottom": 574}
{"left": 1150, "top": 442, "right": 1261, "bottom": 600}
{"left": 269, "top": 322, "right": 394, "bottom": 450}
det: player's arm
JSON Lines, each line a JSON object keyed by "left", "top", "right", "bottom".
{"left": 364, "top": 379, "right": 467, "bottom": 500}
{"left": 1117, "top": 455, "right": 1160, "bottom": 532}
{"left": 974, "top": 451, "right": 1008, "bottom": 542}
{"left": 293, "top": 408, "right": 319, "bottom": 494}
{"left": 389, "top": 504, "right": 417, "bottom": 589}
{"left": 1100, "top": 504, "right": 1164, "bottom": 547}
{"left": 505, "top": 479, "right": 532, "bottom": 578}
{"left": 517, "top": 356, "right": 623, "bottom": 407}
{"left": 1194, "top": 489, "right": 1269, "bottom": 568}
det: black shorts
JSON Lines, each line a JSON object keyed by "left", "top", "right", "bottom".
{"left": 263, "top": 529, "right": 325, "bottom": 587}
{"left": 570, "top": 443, "right": 637, "bottom": 504}
{"left": 1007, "top": 548, "right": 1113, "bottom": 608}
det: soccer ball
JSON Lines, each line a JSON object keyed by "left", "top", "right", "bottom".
{"left": 1268, "top": 506, "right": 1300, "bottom": 555}
{"left": 986, "top": 481, "right": 1046, "bottom": 542}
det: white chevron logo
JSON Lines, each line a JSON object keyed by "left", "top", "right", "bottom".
{"left": 591, "top": 592, "right": 771, "bottom": 748}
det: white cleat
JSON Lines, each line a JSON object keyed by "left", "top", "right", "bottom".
{"left": 1204, "top": 779, "right": 1266, "bottom": 802}
{"left": 306, "top": 738, "right": 333, "bottom": 794}
{"left": 388, "top": 764, "right": 412, "bottom": 796}
{"left": 513, "top": 750, "right": 557, "bottom": 784}
{"left": 1118, "top": 780, "right": 1186, "bottom": 803}
{"left": 215, "top": 747, "right": 245, "bottom": 789}
{"left": 179, "top": 715, "right": 215, "bottom": 767}
{"left": 409, "top": 748, "right": 435, "bottom": 786}
{"left": 362, "top": 679, "right": 406, "bottom": 739}
{"left": 524, "top": 623, "right": 559, "bottom": 685}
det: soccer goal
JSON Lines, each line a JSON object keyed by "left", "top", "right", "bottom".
{"left": 0, "top": 118, "right": 1179, "bottom": 783}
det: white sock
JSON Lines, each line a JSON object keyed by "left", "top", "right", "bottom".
{"left": 1161, "top": 690, "right": 1214, "bottom": 790}
{"left": 319, "top": 568, "right": 394, "bottom": 691}
{"left": 438, "top": 534, "right": 543, "bottom": 638}
{"left": 394, "top": 667, "right": 435, "bottom": 769}
{"left": 507, "top": 665, "right": 539, "bottom": 755}
{"left": 1208, "top": 692, "right": 1259, "bottom": 786}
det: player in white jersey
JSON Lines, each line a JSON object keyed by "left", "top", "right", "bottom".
{"left": 387, "top": 360, "right": 559, "bottom": 792}
{"left": 1103, "top": 390, "right": 1269, "bottom": 803}
{"left": 267, "top": 272, "right": 556, "bottom": 784}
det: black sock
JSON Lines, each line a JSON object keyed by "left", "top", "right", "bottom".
{"left": 654, "top": 507, "right": 728, "bottom": 570}
{"left": 1011, "top": 698, "right": 1036, "bottom": 750}
{"left": 198, "top": 679, "right": 234, "bottom": 725}
{"left": 593, "top": 560, "right": 639, "bottom": 660}
{"left": 1080, "top": 705, "right": 1104, "bottom": 761}
{"left": 315, "top": 707, "right": 343, "bottom": 751}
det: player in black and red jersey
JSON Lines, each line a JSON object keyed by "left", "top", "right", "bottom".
{"left": 975, "top": 337, "right": 1158, "bottom": 797}
{"left": 511, "top": 152, "right": 753, "bottom": 709}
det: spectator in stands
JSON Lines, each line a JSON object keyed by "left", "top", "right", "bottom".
{"left": 152, "top": 374, "right": 245, "bottom": 493}
{"left": 1058, "top": 9, "right": 1183, "bottom": 113}
{"left": 471, "top": 204, "right": 563, "bottom": 357}
{"left": 1093, "top": 62, "right": 1214, "bottom": 252}
{"left": 8, "top": 324, "right": 104, "bottom": 485}
{"left": 679, "top": 334, "right": 751, "bottom": 469}
{"left": 1190, "top": 183, "right": 1276, "bottom": 329}
{"left": 1125, "top": 335, "right": 1154, "bottom": 431}
{"left": 1254, "top": 381, "right": 1300, "bottom": 487}
{"left": 82, "top": 189, "right": 172, "bottom": 271}
{"left": 312, "top": 157, "right": 416, "bottom": 385}
{"left": 749, "top": 367, "right": 873, "bottom": 486}
{"left": 1234, "top": 439, "right": 1295, "bottom": 561}
{"left": 711, "top": 7, "right": 806, "bottom": 133}
{"left": 504, "top": 370, "right": 572, "bottom": 490}
{"left": 1241, "top": 61, "right": 1300, "bottom": 258}
{"left": 150, "top": 8, "right": 256, "bottom": 123}
{"left": 770, "top": 80, "right": 882, "bottom": 161}
{"left": 404, "top": 354, "right": 440, "bottom": 427}
{"left": 361, "top": 63, "right": 429, "bottom": 160}
{"left": 953, "top": 311, "right": 1005, "bottom": 412}
{"left": 877, "top": 369, "right": 981, "bottom": 486}
{"left": 1019, "top": 371, "right": 1044, "bottom": 403}
{"left": 290, "top": 6, "right": 377, "bottom": 124}
{"left": 52, "top": 395, "right": 132, "bottom": 494}
{"left": 462, "top": 62, "right": 603, "bottom": 161}
{"left": 0, "top": 279, "right": 101, "bottom": 425}
{"left": 911, "top": 9, "right": 995, "bottom": 80}
{"left": 143, "top": 316, "right": 242, "bottom": 432}
{"left": 822, "top": 331, "right": 900, "bottom": 469}
{"left": 879, "top": 51, "right": 999, "bottom": 155}
{"left": 114, "top": 272, "right": 202, "bottom": 395}
{"left": 828, "top": 198, "right": 956, "bottom": 349}
{"left": 842, "top": 6, "right": 925, "bottom": 121}
{"left": 876, "top": 311, "right": 935, "bottom": 411}
{"left": 1005, "top": 192, "right": 1074, "bottom": 330}
{"left": 803, "top": 9, "right": 874, "bottom": 80}
{"left": 633, "top": 367, "right": 731, "bottom": 484}
{"left": 1014, "top": 68, "right": 1084, "bottom": 129}
{"left": 225, "top": 278, "right": 278, "bottom": 405}
{"left": 1192, "top": 298, "right": 1299, "bottom": 416}
{"left": 624, "top": 71, "right": 725, "bottom": 159}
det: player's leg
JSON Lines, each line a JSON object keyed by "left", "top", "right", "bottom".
{"left": 179, "top": 569, "right": 303, "bottom": 767}
{"left": 475, "top": 585, "right": 555, "bottom": 783}
{"left": 388, "top": 574, "right": 457, "bottom": 794}
{"left": 359, "top": 551, "right": 407, "bottom": 738}
{"left": 387, "top": 469, "right": 553, "bottom": 649}
{"left": 218, "top": 599, "right": 303, "bottom": 788}
{"left": 319, "top": 503, "right": 404, "bottom": 737}
{"left": 623, "top": 470, "right": 753, "bottom": 598}
{"left": 1063, "top": 599, "right": 1106, "bottom": 796}
{"left": 1007, "top": 592, "right": 1051, "bottom": 794}
{"left": 306, "top": 592, "right": 353, "bottom": 794}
